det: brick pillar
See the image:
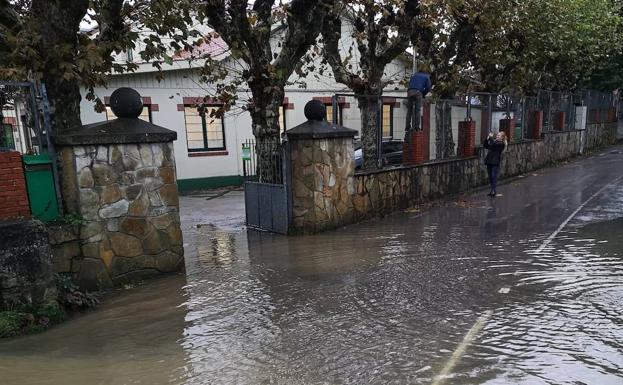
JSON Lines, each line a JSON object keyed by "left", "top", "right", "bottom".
{"left": 499, "top": 118, "right": 515, "bottom": 141}
{"left": 608, "top": 107, "right": 616, "bottom": 123}
{"left": 403, "top": 131, "right": 425, "bottom": 165}
{"left": 531, "top": 111, "right": 543, "bottom": 139}
{"left": 0, "top": 151, "right": 30, "bottom": 220}
{"left": 457, "top": 120, "right": 476, "bottom": 157}
{"left": 553, "top": 111, "right": 565, "bottom": 130}
{"left": 422, "top": 103, "right": 431, "bottom": 161}
{"left": 589, "top": 109, "right": 598, "bottom": 124}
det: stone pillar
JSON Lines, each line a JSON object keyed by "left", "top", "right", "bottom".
{"left": 530, "top": 111, "right": 544, "bottom": 139}
{"left": 403, "top": 131, "right": 426, "bottom": 165}
{"left": 457, "top": 120, "right": 476, "bottom": 157}
{"left": 554, "top": 111, "right": 566, "bottom": 131}
{"left": 499, "top": 118, "right": 515, "bottom": 141}
{"left": 53, "top": 88, "right": 183, "bottom": 290}
{"left": 286, "top": 100, "right": 358, "bottom": 234}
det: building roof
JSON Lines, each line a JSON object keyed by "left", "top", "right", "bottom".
{"left": 172, "top": 36, "right": 229, "bottom": 61}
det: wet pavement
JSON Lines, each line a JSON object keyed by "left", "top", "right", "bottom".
{"left": 2, "top": 148, "right": 623, "bottom": 384}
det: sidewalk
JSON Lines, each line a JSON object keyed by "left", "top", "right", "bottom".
{"left": 179, "top": 187, "right": 245, "bottom": 231}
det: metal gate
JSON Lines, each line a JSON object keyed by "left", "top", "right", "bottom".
{"left": 243, "top": 139, "right": 290, "bottom": 234}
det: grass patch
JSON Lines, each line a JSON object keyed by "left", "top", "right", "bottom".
{"left": 0, "top": 302, "right": 66, "bottom": 338}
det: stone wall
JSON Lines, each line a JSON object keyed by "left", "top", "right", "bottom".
{"left": 585, "top": 122, "right": 618, "bottom": 151}
{"left": 56, "top": 142, "right": 183, "bottom": 290}
{"left": 47, "top": 224, "right": 80, "bottom": 278}
{"left": 351, "top": 123, "right": 617, "bottom": 220}
{"left": 288, "top": 122, "right": 618, "bottom": 233}
{"left": 290, "top": 137, "right": 355, "bottom": 233}
{"left": 0, "top": 220, "right": 56, "bottom": 310}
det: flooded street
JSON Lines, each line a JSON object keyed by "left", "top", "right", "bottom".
{"left": 2, "top": 149, "right": 623, "bottom": 384}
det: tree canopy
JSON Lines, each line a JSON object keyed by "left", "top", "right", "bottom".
{"left": 418, "top": 0, "right": 622, "bottom": 96}
{"left": 0, "top": 0, "right": 196, "bottom": 133}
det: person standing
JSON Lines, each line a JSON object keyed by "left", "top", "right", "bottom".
{"left": 483, "top": 131, "right": 507, "bottom": 197}
{"left": 405, "top": 68, "right": 432, "bottom": 140}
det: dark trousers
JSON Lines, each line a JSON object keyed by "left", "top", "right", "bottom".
{"left": 406, "top": 90, "right": 423, "bottom": 132}
{"left": 487, "top": 165, "right": 499, "bottom": 193}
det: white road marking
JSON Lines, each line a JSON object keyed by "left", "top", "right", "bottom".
{"left": 431, "top": 174, "right": 623, "bottom": 385}
{"left": 431, "top": 310, "right": 493, "bottom": 385}
{"left": 533, "top": 175, "right": 623, "bottom": 254}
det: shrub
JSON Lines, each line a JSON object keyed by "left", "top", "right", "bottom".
{"left": 56, "top": 274, "right": 99, "bottom": 310}
{"left": 0, "top": 312, "right": 26, "bottom": 338}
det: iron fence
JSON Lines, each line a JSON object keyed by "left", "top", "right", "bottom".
{"left": 329, "top": 88, "right": 618, "bottom": 170}
{"left": 241, "top": 138, "right": 284, "bottom": 184}
{"left": 0, "top": 81, "right": 47, "bottom": 154}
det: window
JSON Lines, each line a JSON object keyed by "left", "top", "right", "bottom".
{"left": 325, "top": 104, "right": 343, "bottom": 125}
{"left": 382, "top": 104, "right": 393, "bottom": 137}
{"left": 183, "top": 106, "right": 226, "bottom": 152}
{"left": 106, "top": 106, "right": 151, "bottom": 122}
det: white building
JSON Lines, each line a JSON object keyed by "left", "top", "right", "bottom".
{"left": 80, "top": 29, "right": 413, "bottom": 192}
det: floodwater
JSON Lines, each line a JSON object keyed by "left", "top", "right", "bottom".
{"left": 2, "top": 150, "right": 623, "bottom": 384}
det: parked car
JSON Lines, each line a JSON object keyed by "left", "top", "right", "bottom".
{"left": 354, "top": 140, "right": 403, "bottom": 169}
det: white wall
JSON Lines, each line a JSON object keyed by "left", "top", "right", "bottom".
{"left": 81, "top": 27, "right": 412, "bottom": 182}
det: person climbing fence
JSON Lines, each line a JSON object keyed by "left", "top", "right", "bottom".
{"left": 405, "top": 67, "right": 432, "bottom": 141}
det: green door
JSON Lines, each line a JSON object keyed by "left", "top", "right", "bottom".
{"left": 22, "top": 154, "right": 59, "bottom": 222}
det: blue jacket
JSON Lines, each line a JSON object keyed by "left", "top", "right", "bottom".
{"left": 408, "top": 72, "right": 432, "bottom": 96}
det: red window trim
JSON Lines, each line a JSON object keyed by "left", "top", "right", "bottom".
{"left": 246, "top": 97, "right": 294, "bottom": 110}
{"left": 103, "top": 96, "right": 159, "bottom": 111}
{"left": 3, "top": 117, "right": 17, "bottom": 125}
{"left": 381, "top": 96, "right": 401, "bottom": 108}
{"left": 282, "top": 97, "right": 295, "bottom": 110}
{"left": 177, "top": 96, "right": 225, "bottom": 111}
{"left": 312, "top": 96, "right": 351, "bottom": 108}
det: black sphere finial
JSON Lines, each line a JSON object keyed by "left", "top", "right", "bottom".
{"left": 304, "top": 100, "right": 327, "bottom": 121}
{"left": 110, "top": 88, "right": 143, "bottom": 119}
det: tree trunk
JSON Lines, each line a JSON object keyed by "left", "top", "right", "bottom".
{"left": 435, "top": 101, "right": 455, "bottom": 159}
{"left": 248, "top": 87, "right": 284, "bottom": 183}
{"left": 31, "top": 0, "right": 88, "bottom": 134}
{"left": 357, "top": 96, "right": 380, "bottom": 170}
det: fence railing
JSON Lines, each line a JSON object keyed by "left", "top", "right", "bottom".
{"left": 241, "top": 139, "right": 284, "bottom": 185}
{"left": 328, "top": 89, "right": 618, "bottom": 170}
{"left": 0, "top": 81, "right": 49, "bottom": 154}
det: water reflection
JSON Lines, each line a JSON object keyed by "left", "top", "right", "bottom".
{"left": 1, "top": 152, "right": 623, "bottom": 384}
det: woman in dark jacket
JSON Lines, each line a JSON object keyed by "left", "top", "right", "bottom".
{"left": 483, "top": 131, "right": 507, "bottom": 197}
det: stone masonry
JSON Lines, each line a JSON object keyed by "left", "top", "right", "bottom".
{"left": 55, "top": 142, "right": 183, "bottom": 289}
{"left": 286, "top": 100, "right": 358, "bottom": 234}
{"left": 290, "top": 137, "right": 355, "bottom": 233}
{"left": 288, "top": 122, "right": 617, "bottom": 233}
{"left": 52, "top": 88, "right": 184, "bottom": 290}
